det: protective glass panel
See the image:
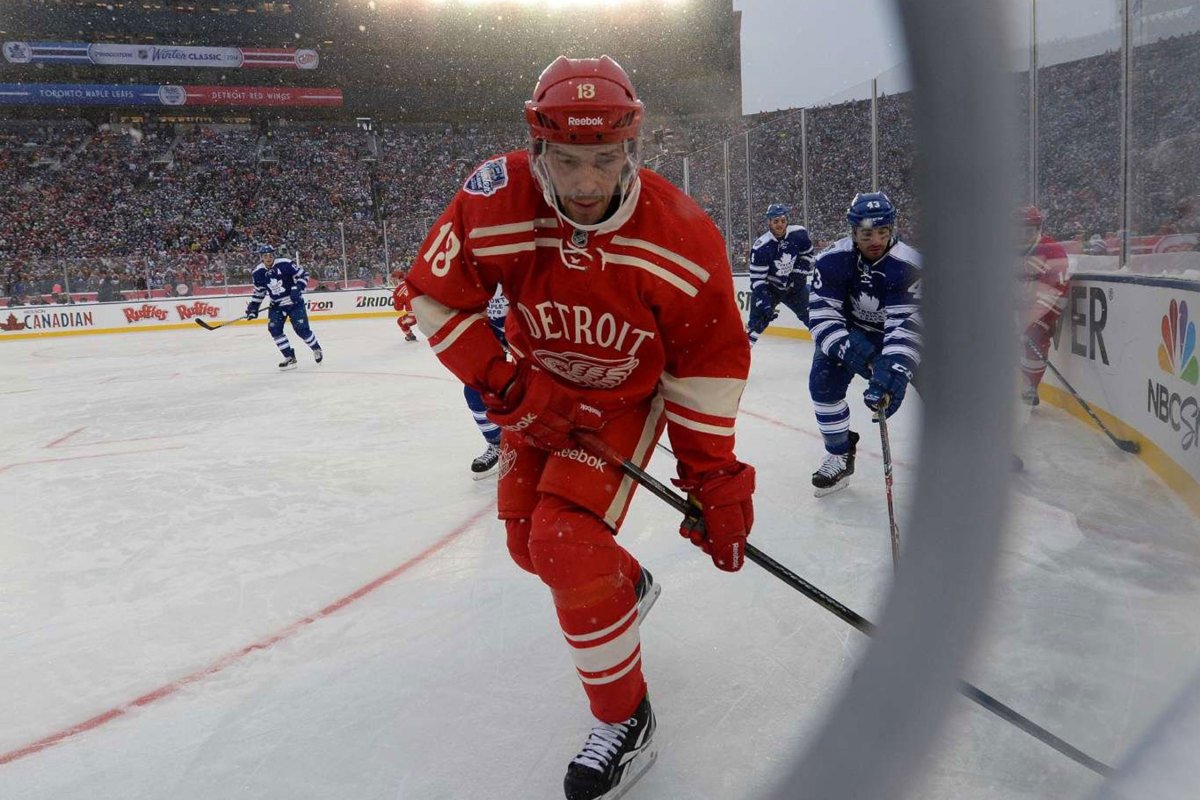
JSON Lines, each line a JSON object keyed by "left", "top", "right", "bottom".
{"left": 1127, "top": 0, "right": 1200, "bottom": 269}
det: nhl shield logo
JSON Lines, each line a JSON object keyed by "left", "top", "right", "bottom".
{"left": 464, "top": 156, "right": 509, "bottom": 197}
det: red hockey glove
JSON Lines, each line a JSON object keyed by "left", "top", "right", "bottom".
{"left": 482, "top": 360, "right": 604, "bottom": 451}
{"left": 673, "top": 462, "right": 755, "bottom": 572}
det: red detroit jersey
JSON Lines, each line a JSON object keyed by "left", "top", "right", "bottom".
{"left": 1023, "top": 234, "right": 1070, "bottom": 330}
{"left": 406, "top": 149, "right": 750, "bottom": 475}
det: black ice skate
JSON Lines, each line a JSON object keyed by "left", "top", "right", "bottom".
{"left": 471, "top": 442, "right": 500, "bottom": 480}
{"left": 633, "top": 566, "right": 661, "bottom": 623}
{"left": 278, "top": 355, "right": 298, "bottom": 371}
{"left": 1021, "top": 384, "right": 1040, "bottom": 406}
{"left": 564, "top": 694, "right": 658, "bottom": 800}
{"left": 812, "top": 430, "right": 859, "bottom": 497}
{"left": 313, "top": 347, "right": 323, "bottom": 364}
{"left": 405, "top": 331, "right": 418, "bottom": 342}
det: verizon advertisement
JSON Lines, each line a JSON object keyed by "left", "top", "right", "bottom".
{"left": 1049, "top": 273, "right": 1200, "bottom": 512}
{"left": 3, "top": 41, "right": 318, "bottom": 70}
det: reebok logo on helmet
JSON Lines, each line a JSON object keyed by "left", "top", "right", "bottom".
{"left": 568, "top": 116, "right": 605, "bottom": 126}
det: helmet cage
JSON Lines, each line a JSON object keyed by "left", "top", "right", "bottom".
{"left": 529, "top": 138, "right": 642, "bottom": 233}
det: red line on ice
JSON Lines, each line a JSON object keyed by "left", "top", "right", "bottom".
{"left": 740, "top": 407, "right": 917, "bottom": 468}
{"left": 45, "top": 427, "right": 85, "bottom": 448}
{"left": 0, "top": 445, "right": 186, "bottom": 474}
{"left": 0, "top": 503, "right": 493, "bottom": 767}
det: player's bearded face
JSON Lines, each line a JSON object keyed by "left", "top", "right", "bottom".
{"left": 540, "top": 143, "right": 632, "bottom": 226}
{"left": 768, "top": 216, "right": 788, "bottom": 237}
{"left": 853, "top": 226, "right": 893, "bottom": 261}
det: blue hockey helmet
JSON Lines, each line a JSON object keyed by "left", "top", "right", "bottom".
{"left": 258, "top": 243, "right": 275, "bottom": 254}
{"left": 846, "top": 192, "right": 896, "bottom": 229}
{"left": 765, "top": 203, "right": 789, "bottom": 220}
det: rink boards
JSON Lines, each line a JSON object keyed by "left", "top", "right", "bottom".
{"left": 0, "top": 289, "right": 397, "bottom": 339}
{"left": 2, "top": 273, "right": 1197, "bottom": 515}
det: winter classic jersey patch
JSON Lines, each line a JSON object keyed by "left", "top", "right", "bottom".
{"left": 464, "top": 156, "right": 509, "bottom": 197}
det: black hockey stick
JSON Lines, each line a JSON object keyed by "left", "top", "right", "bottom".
{"left": 1024, "top": 339, "right": 1140, "bottom": 454}
{"left": 573, "top": 430, "right": 1113, "bottom": 778}
{"left": 874, "top": 402, "right": 902, "bottom": 573}
{"left": 196, "top": 314, "right": 254, "bottom": 331}
{"left": 195, "top": 306, "right": 264, "bottom": 331}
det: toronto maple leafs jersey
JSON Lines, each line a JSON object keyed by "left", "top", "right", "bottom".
{"left": 250, "top": 257, "right": 309, "bottom": 308}
{"left": 808, "top": 237, "right": 923, "bottom": 373}
{"left": 749, "top": 225, "right": 814, "bottom": 290}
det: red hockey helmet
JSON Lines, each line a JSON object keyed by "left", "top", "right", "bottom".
{"left": 525, "top": 55, "right": 644, "bottom": 145}
{"left": 1015, "top": 205, "right": 1044, "bottom": 228}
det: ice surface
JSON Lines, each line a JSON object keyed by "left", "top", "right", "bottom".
{"left": 1, "top": 319, "right": 1197, "bottom": 799}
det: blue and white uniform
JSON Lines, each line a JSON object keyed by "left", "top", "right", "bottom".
{"left": 746, "top": 225, "right": 814, "bottom": 346}
{"left": 808, "top": 237, "right": 922, "bottom": 452}
{"left": 248, "top": 256, "right": 321, "bottom": 360}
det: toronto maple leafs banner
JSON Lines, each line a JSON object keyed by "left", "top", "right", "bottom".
{"left": 3, "top": 41, "right": 318, "bottom": 70}
{"left": 0, "top": 83, "right": 342, "bottom": 107}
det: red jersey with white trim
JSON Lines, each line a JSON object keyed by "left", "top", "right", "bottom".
{"left": 405, "top": 149, "right": 750, "bottom": 476}
{"left": 1022, "top": 234, "right": 1069, "bottom": 331}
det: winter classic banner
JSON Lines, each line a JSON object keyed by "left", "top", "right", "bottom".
{"left": 3, "top": 41, "right": 318, "bottom": 70}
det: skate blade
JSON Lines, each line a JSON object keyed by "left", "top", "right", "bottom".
{"left": 471, "top": 464, "right": 498, "bottom": 481}
{"left": 637, "top": 582, "right": 662, "bottom": 624}
{"left": 812, "top": 479, "right": 850, "bottom": 498}
{"left": 279, "top": 363, "right": 298, "bottom": 372}
{"left": 600, "top": 745, "right": 658, "bottom": 800}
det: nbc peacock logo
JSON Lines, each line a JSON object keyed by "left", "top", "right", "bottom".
{"left": 1158, "top": 298, "right": 1198, "bottom": 385}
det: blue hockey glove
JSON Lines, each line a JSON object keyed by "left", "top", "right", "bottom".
{"left": 836, "top": 330, "right": 878, "bottom": 379}
{"left": 288, "top": 288, "right": 303, "bottom": 305}
{"left": 245, "top": 303, "right": 260, "bottom": 320}
{"left": 864, "top": 356, "right": 913, "bottom": 418}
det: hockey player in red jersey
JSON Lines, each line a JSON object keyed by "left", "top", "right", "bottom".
{"left": 390, "top": 270, "right": 419, "bottom": 342}
{"left": 1017, "top": 206, "right": 1070, "bottom": 405}
{"left": 405, "top": 55, "right": 754, "bottom": 800}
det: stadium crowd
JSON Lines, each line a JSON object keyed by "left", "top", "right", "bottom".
{"left": 2, "top": 30, "right": 1198, "bottom": 304}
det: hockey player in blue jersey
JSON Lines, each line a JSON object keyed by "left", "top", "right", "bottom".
{"left": 464, "top": 287, "right": 509, "bottom": 478}
{"left": 807, "top": 193, "right": 922, "bottom": 495}
{"left": 746, "top": 203, "right": 814, "bottom": 347}
{"left": 245, "top": 244, "right": 323, "bottom": 371}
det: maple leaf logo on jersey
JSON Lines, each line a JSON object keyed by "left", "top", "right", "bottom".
{"left": 851, "top": 292, "right": 886, "bottom": 327}
{"left": 534, "top": 349, "right": 638, "bottom": 389}
{"left": 774, "top": 252, "right": 796, "bottom": 277}
{"left": 268, "top": 277, "right": 285, "bottom": 295}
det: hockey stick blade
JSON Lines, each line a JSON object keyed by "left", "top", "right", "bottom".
{"left": 571, "top": 431, "right": 1113, "bottom": 778}
{"left": 195, "top": 314, "right": 250, "bottom": 331}
{"left": 1025, "top": 338, "right": 1141, "bottom": 456}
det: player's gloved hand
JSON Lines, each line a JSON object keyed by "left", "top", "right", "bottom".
{"left": 482, "top": 360, "right": 604, "bottom": 451}
{"left": 836, "top": 329, "right": 877, "bottom": 379}
{"left": 244, "top": 304, "right": 259, "bottom": 320}
{"left": 672, "top": 462, "right": 755, "bottom": 572}
{"left": 288, "top": 288, "right": 303, "bottom": 305}
{"left": 864, "top": 355, "right": 914, "bottom": 419}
